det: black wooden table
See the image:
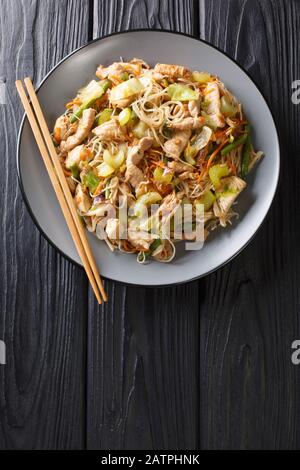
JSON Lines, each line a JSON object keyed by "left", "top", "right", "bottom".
{"left": 0, "top": 0, "right": 299, "bottom": 450}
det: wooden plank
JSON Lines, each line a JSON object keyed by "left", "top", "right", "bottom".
{"left": 197, "top": 0, "right": 300, "bottom": 449}
{"left": 87, "top": 0, "right": 198, "bottom": 450}
{"left": 0, "top": 0, "right": 91, "bottom": 449}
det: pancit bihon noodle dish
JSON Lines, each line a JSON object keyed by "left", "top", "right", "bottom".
{"left": 52, "top": 59, "right": 263, "bottom": 264}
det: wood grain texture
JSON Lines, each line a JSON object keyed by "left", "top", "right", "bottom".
{"left": 0, "top": 0, "right": 91, "bottom": 449}
{"left": 88, "top": 0, "right": 199, "bottom": 451}
{"left": 197, "top": 0, "right": 300, "bottom": 449}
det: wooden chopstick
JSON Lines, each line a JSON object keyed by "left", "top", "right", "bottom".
{"left": 16, "top": 79, "right": 106, "bottom": 304}
{"left": 23, "top": 78, "right": 107, "bottom": 303}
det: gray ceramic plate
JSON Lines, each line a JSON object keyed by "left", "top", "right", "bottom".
{"left": 17, "top": 30, "right": 280, "bottom": 286}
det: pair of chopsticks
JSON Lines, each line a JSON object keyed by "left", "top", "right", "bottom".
{"left": 16, "top": 78, "right": 107, "bottom": 304}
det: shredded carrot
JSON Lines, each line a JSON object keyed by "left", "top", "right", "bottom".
{"left": 149, "top": 159, "right": 165, "bottom": 169}
{"left": 197, "top": 167, "right": 207, "bottom": 183}
{"left": 206, "top": 139, "right": 229, "bottom": 170}
{"left": 65, "top": 98, "right": 82, "bottom": 109}
{"left": 214, "top": 129, "right": 227, "bottom": 140}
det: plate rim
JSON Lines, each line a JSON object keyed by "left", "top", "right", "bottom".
{"left": 16, "top": 28, "right": 281, "bottom": 287}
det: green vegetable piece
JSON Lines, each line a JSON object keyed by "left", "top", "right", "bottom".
{"left": 132, "top": 120, "right": 149, "bottom": 139}
{"left": 241, "top": 125, "right": 251, "bottom": 178}
{"left": 208, "top": 164, "right": 230, "bottom": 189}
{"left": 120, "top": 72, "right": 129, "bottom": 81}
{"left": 162, "top": 123, "right": 174, "bottom": 138}
{"left": 119, "top": 107, "right": 132, "bottom": 126}
{"left": 192, "top": 71, "right": 211, "bottom": 83}
{"left": 221, "top": 133, "right": 248, "bottom": 156}
{"left": 195, "top": 190, "right": 216, "bottom": 211}
{"left": 98, "top": 162, "right": 115, "bottom": 177}
{"left": 97, "top": 108, "right": 113, "bottom": 125}
{"left": 110, "top": 77, "right": 144, "bottom": 102}
{"left": 70, "top": 165, "right": 79, "bottom": 180}
{"left": 184, "top": 143, "right": 197, "bottom": 165}
{"left": 143, "top": 239, "right": 162, "bottom": 260}
{"left": 103, "top": 149, "right": 125, "bottom": 169}
{"left": 82, "top": 171, "right": 100, "bottom": 193}
{"left": 69, "top": 79, "right": 111, "bottom": 124}
{"left": 220, "top": 96, "right": 238, "bottom": 116}
{"left": 134, "top": 192, "right": 162, "bottom": 217}
{"left": 167, "top": 84, "right": 199, "bottom": 101}
{"left": 153, "top": 167, "right": 173, "bottom": 184}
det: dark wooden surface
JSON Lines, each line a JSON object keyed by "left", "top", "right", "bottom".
{"left": 0, "top": 0, "right": 299, "bottom": 450}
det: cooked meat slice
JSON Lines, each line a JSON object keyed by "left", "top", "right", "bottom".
{"left": 204, "top": 82, "right": 225, "bottom": 128}
{"left": 105, "top": 218, "right": 119, "bottom": 240}
{"left": 157, "top": 192, "right": 180, "bottom": 225}
{"left": 130, "top": 58, "right": 150, "bottom": 68}
{"left": 128, "top": 229, "right": 157, "bottom": 251}
{"left": 154, "top": 63, "right": 191, "bottom": 79}
{"left": 74, "top": 184, "right": 91, "bottom": 212}
{"left": 214, "top": 176, "right": 246, "bottom": 214}
{"left": 169, "top": 116, "right": 205, "bottom": 130}
{"left": 66, "top": 176, "right": 76, "bottom": 194}
{"left": 65, "top": 145, "right": 91, "bottom": 169}
{"left": 53, "top": 114, "right": 69, "bottom": 143}
{"left": 92, "top": 118, "right": 126, "bottom": 141}
{"left": 138, "top": 136, "right": 154, "bottom": 153}
{"left": 178, "top": 171, "right": 195, "bottom": 180}
{"left": 125, "top": 166, "right": 144, "bottom": 188}
{"left": 188, "top": 99, "right": 201, "bottom": 118}
{"left": 119, "top": 182, "right": 136, "bottom": 207}
{"left": 125, "top": 137, "right": 154, "bottom": 188}
{"left": 127, "top": 137, "right": 153, "bottom": 166}
{"left": 96, "top": 61, "right": 141, "bottom": 82}
{"left": 61, "top": 108, "right": 96, "bottom": 152}
{"left": 164, "top": 129, "right": 191, "bottom": 159}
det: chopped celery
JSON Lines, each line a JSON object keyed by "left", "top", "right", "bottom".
{"left": 195, "top": 190, "right": 216, "bottom": 211}
{"left": 134, "top": 192, "right": 162, "bottom": 217}
{"left": 167, "top": 84, "right": 199, "bottom": 101}
{"left": 97, "top": 108, "right": 113, "bottom": 125}
{"left": 78, "top": 79, "right": 110, "bottom": 102}
{"left": 118, "top": 107, "right": 132, "bottom": 126}
{"left": 220, "top": 96, "right": 238, "bottom": 116}
{"left": 184, "top": 144, "right": 197, "bottom": 165}
{"left": 82, "top": 171, "right": 100, "bottom": 193}
{"left": 103, "top": 149, "right": 125, "bottom": 169}
{"left": 70, "top": 79, "right": 111, "bottom": 123}
{"left": 153, "top": 167, "right": 173, "bottom": 184}
{"left": 70, "top": 165, "right": 79, "bottom": 180}
{"left": 192, "top": 71, "right": 211, "bottom": 83}
{"left": 110, "top": 77, "right": 144, "bottom": 103}
{"left": 97, "top": 162, "right": 115, "bottom": 178}
{"left": 208, "top": 164, "right": 230, "bottom": 189}
{"left": 132, "top": 120, "right": 149, "bottom": 139}
{"left": 201, "top": 111, "right": 218, "bottom": 130}
{"left": 120, "top": 72, "right": 129, "bottom": 81}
